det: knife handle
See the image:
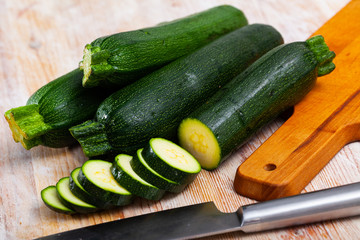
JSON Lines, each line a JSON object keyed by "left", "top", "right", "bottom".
{"left": 237, "top": 182, "right": 360, "bottom": 233}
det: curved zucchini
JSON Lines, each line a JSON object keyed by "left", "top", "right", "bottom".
{"left": 131, "top": 149, "right": 187, "bottom": 193}
{"left": 80, "top": 5, "right": 248, "bottom": 87}
{"left": 70, "top": 24, "right": 284, "bottom": 158}
{"left": 141, "top": 138, "right": 201, "bottom": 185}
{"left": 56, "top": 177, "right": 98, "bottom": 213}
{"left": 41, "top": 186, "right": 75, "bottom": 215}
{"left": 77, "top": 160, "right": 134, "bottom": 206}
{"left": 4, "top": 69, "right": 111, "bottom": 149}
{"left": 178, "top": 35, "right": 336, "bottom": 170}
{"left": 111, "top": 154, "right": 166, "bottom": 201}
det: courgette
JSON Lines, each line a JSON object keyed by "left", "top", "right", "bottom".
{"left": 80, "top": 5, "right": 248, "bottom": 88}
{"left": 131, "top": 149, "right": 187, "bottom": 193}
{"left": 41, "top": 186, "right": 75, "bottom": 215}
{"left": 4, "top": 69, "right": 110, "bottom": 150}
{"left": 111, "top": 154, "right": 166, "bottom": 201}
{"left": 69, "top": 167, "right": 112, "bottom": 209}
{"left": 178, "top": 35, "right": 336, "bottom": 170}
{"left": 56, "top": 177, "right": 98, "bottom": 213}
{"left": 141, "top": 138, "right": 201, "bottom": 185}
{"left": 70, "top": 24, "right": 284, "bottom": 158}
{"left": 77, "top": 160, "right": 134, "bottom": 206}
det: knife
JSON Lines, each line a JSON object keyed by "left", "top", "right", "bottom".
{"left": 37, "top": 182, "right": 360, "bottom": 240}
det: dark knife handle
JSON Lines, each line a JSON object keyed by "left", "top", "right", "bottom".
{"left": 238, "top": 182, "right": 360, "bottom": 233}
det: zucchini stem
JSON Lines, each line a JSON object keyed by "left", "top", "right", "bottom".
{"left": 5, "top": 104, "right": 51, "bottom": 139}
{"left": 80, "top": 44, "right": 114, "bottom": 88}
{"left": 69, "top": 120, "right": 113, "bottom": 157}
{"left": 306, "top": 35, "right": 336, "bottom": 76}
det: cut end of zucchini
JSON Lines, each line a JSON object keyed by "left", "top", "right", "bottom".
{"left": 4, "top": 104, "right": 51, "bottom": 149}
{"left": 41, "top": 186, "right": 75, "bottom": 215}
{"left": 178, "top": 118, "right": 221, "bottom": 170}
{"left": 149, "top": 138, "right": 201, "bottom": 173}
{"left": 306, "top": 35, "right": 336, "bottom": 76}
{"left": 81, "top": 44, "right": 113, "bottom": 88}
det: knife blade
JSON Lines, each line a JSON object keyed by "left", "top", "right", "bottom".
{"left": 36, "top": 182, "right": 360, "bottom": 240}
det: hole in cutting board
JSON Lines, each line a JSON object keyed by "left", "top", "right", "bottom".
{"left": 264, "top": 163, "right": 277, "bottom": 171}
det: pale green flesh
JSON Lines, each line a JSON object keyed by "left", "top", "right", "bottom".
{"left": 138, "top": 149, "right": 178, "bottom": 184}
{"left": 57, "top": 177, "right": 96, "bottom": 208}
{"left": 150, "top": 138, "right": 201, "bottom": 173}
{"left": 83, "top": 160, "right": 130, "bottom": 195}
{"left": 116, "top": 154, "right": 154, "bottom": 187}
{"left": 41, "top": 186, "right": 73, "bottom": 212}
{"left": 178, "top": 118, "right": 221, "bottom": 169}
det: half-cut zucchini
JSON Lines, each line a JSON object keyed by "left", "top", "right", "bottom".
{"left": 141, "top": 138, "right": 201, "bottom": 185}
{"left": 111, "top": 154, "right": 165, "bottom": 201}
{"left": 77, "top": 160, "right": 133, "bottom": 206}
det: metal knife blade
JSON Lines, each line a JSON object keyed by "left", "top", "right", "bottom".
{"left": 36, "top": 182, "right": 360, "bottom": 240}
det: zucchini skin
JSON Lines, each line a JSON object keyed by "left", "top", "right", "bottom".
{"left": 4, "top": 69, "right": 111, "bottom": 149}
{"left": 111, "top": 154, "right": 166, "bottom": 201}
{"left": 70, "top": 24, "right": 284, "bottom": 158}
{"left": 130, "top": 149, "right": 187, "bottom": 193}
{"left": 179, "top": 35, "right": 336, "bottom": 169}
{"left": 81, "top": 5, "right": 248, "bottom": 87}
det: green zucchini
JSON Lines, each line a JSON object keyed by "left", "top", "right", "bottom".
{"left": 111, "top": 154, "right": 166, "bottom": 201}
{"left": 77, "top": 160, "right": 134, "bottom": 206}
{"left": 4, "top": 69, "right": 110, "bottom": 150}
{"left": 141, "top": 138, "right": 201, "bottom": 185}
{"left": 56, "top": 177, "right": 98, "bottom": 213}
{"left": 70, "top": 24, "right": 284, "bottom": 158}
{"left": 131, "top": 149, "right": 187, "bottom": 193}
{"left": 69, "top": 167, "right": 112, "bottom": 209}
{"left": 178, "top": 35, "right": 336, "bottom": 170}
{"left": 80, "top": 5, "right": 248, "bottom": 88}
{"left": 41, "top": 186, "right": 75, "bottom": 215}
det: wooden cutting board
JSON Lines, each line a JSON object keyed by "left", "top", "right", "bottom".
{"left": 1, "top": 1, "right": 359, "bottom": 239}
{"left": 235, "top": 0, "right": 360, "bottom": 201}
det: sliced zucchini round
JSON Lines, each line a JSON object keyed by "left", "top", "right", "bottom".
{"left": 41, "top": 186, "right": 75, "bottom": 215}
{"left": 69, "top": 167, "right": 113, "bottom": 209}
{"left": 111, "top": 154, "right": 166, "bottom": 201}
{"left": 56, "top": 177, "right": 98, "bottom": 214}
{"left": 131, "top": 149, "right": 187, "bottom": 193}
{"left": 178, "top": 118, "right": 221, "bottom": 170}
{"left": 77, "top": 160, "right": 134, "bottom": 206}
{"left": 142, "top": 138, "right": 201, "bottom": 185}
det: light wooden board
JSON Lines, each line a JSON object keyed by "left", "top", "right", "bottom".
{"left": 1, "top": 0, "right": 359, "bottom": 239}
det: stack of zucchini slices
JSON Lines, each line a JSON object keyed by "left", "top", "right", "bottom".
{"left": 41, "top": 138, "right": 201, "bottom": 214}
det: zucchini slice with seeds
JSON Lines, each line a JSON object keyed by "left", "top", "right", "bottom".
{"left": 141, "top": 138, "right": 201, "bottom": 185}
{"left": 41, "top": 186, "right": 75, "bottom": 215}
{"left": 77, "top": 160, "right": 134, "bottom": 206}
{"left": 56, "top": 177, "right": 98, "bottom": 213}
{"left": 111, "top": 154, "right": 166, "bottom": 201}
{"left": 131, "top": 149, "right": 187, "bottom": 193}
{"left": 69, "top": 168, "right": 112, "bottom": 209}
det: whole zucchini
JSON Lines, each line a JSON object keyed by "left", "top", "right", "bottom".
{"left": 4, "top": 69, "right": 111, "bottom": 149}
{"left": 80, "top": 5, "right": 248, "bottom": 88}
{"left": 70, "top": 24, "right": 284, "bottom": 158}
{"left": 178, "top": 35, "right": 336, "bottom": 170}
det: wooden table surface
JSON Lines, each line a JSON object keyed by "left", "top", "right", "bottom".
{"left": 1, "top": 0, "right": 359, "bottom": 239}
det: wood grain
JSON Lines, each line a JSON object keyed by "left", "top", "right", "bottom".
{"left": 1, "top": 0, "right": 359, "bottom": 239}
